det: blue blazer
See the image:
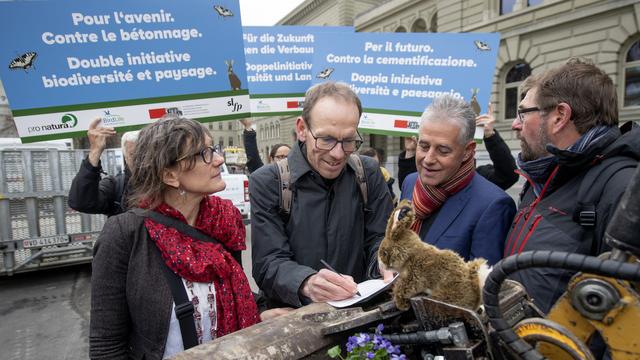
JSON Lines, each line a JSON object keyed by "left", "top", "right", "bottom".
{"left": 400, "top": 172, "right": 516, "bottom": 265}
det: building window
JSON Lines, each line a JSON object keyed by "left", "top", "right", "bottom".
{"left": 624, "top": 40, "right": 640, "bottom": 107}
{"left": 218, "top": 137, "right": 224, "bottom": 148}
{"left": 218, "top": 122, "right": 223, "bottom": 130}
{"left": 411, "top": 18, "right": 427, "bottom": 33}
{"left": 504, "top": 63, "right": 531, "bottom": 119}
{"left": 228, "top": 121, "right": 233, "bottom": 130}
{"left": 228, "top": 137, "right": 233, "bottom": 146}
{"left": 500, "top": 0, "right": 543, "bottom": 15}
{"left": 395, "top": 26, "right": 406, "bottom": 33}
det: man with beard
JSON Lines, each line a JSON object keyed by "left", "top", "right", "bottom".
{"left": 507, "top": 58, "right": 640, "bottom": 314}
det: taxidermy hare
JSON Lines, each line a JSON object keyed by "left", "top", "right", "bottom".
{"left": 378, "top": 200, "right": 491, "bottom": 311}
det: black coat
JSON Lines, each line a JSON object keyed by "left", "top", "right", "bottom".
{"left": 249, "top": 142, "right": 393, "bottom": 308}
{"left": 68, "top": 157, "right": 129, "bottom": 217}
{"left": 243, "top": 129, "right": 264, "bottom": 173}
{"left": 476, "top": 130, "right": 518, "bottom": 190}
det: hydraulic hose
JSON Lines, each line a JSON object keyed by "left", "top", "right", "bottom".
{"left": 482, "top": 250, "right": 640, "bottom": 360}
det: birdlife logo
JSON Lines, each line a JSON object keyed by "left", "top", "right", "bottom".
{"left": 101, "top": 110, "right": 125, "bottom": 126}
{"left": 27, "top": 113, "right": 78, "bottom": 134}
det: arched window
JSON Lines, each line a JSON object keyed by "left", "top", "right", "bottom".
{"left": 218, "top": 136, "right": 224, "bottom": 148}
{"left": 395, "top": 26, "right": 407, "bottom": 33}
{"left": 228, "top": 121, "right": 233, "bottom": 130}
{"left": 228, "top": 137, "right": 233, "bottom": 146}
{"left": 429, "top": 12, "right": 438, "bottom": 32}
{"left": 411, "top": 18, "right": 427, "bottom": 33}
{"left": 270, "top": 124, "right": 275, "bottom": 139}
{"left": 504, "top": 63, "right": 532, "bottom": 119}
{"left": 218, "top": 122, "right": 223, "bottom": 130}
{"left": 624, "top": 39, "right": 640, "bottom": 107}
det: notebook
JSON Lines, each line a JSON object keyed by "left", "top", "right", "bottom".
{"left": 327, "top": 274, "right": 398, "bottom": 308}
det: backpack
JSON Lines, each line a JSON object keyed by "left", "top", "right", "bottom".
{"left": 275, "top": 154, "right": 368, "bottom": 218}
{"left": 573, "top": 155, "right": 638, "bottom": 254}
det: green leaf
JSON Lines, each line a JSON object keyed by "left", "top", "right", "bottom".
{"left": 327, "top": 345, "right": 342, "bottom": 358}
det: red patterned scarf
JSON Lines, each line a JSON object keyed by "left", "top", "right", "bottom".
{"left": 144, "top": 196, "right": 259, "bottom": 338}
{"left": 411, "top": 157, "right": 475, "bottom": 233}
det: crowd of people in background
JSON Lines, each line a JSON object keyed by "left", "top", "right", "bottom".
{"left": 70, "top": 57, "right": 639, "bottom": 360}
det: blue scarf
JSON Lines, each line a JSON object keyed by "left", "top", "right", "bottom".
{"left": 517, "top": 125, "right": 612, "bottom": 195}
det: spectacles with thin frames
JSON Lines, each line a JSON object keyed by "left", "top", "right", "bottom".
{"left": 176, "top": 144, "right": 222, "bottom": 164}
{"left": 516, "top": 107, "right": 540, "bottom": 123}
{"left": 307, "top": 127, "right": 363, "bottom": 153}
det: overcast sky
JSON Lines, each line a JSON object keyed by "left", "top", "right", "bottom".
{"left": 239, "top": 0, "right": 307, "bottom": 26}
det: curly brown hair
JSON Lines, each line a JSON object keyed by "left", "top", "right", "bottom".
{"left": 128, "top": 115, "right": 212, "bottom": 208}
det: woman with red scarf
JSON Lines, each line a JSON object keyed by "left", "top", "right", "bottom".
{"left": 90, "top": 117, "right": 283, "bottom": 359}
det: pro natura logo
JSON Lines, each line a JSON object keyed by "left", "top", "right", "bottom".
{"left": 27, "top": 113, "right": 78, "bottom": 134}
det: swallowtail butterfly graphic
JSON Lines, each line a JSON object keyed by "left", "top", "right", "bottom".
{"left": 214, "top": 5, "right": 233, "bottom": 17}
{"left": 9, "top": 52, "right": 37, "bottom": 71}
{"left": 316, "top": 68, "right": 335, "bottom": 79}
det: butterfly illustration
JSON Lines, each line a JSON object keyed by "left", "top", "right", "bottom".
{"left": 214, "top": 5, "right": 234, "bottom": 17}
{"left": 316, "top": 68, "right": 335, "bottom": 79}
{"left": 9, "top": 52, "right": 37, "bottom": 71}
{"left": 474, "top": 40, "right": 490, "bottom": 51}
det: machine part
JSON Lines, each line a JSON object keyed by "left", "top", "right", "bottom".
{"left": 547, "top": 273, "right": 640, "bottom": 360}
{"left": 483, "top": 251, "right": 640, "bottom": 360}
{"left": 372, "top": 321, "right": 469, "bottom": 347}
{"left": 570, "top": 278, "right": 620, "bottom": 321}
{"left": 514, "top": 318, "right": 595, "bottom": 360}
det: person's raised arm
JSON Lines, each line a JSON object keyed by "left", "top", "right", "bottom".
{"left": 240, "top": 118, "right": 264, "bottom": 173}
{"left": 475, "top": 104, "right": 518, "bottom": 190}
{"left": 68, "top": 118, "right": 119, "bottom": 215}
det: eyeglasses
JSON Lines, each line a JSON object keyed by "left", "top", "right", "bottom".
{"left": 176, "top": 144, "right": 222, "bottom": 164}
{"left": 307, "top": 127, "right": 363, "bottom": 153}
{"left": 516, "top": 107, "right": 540, "bottom": 123}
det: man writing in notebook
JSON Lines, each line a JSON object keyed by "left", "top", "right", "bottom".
{"left": 249, "top": 82, "right": 394, "bottom": 308}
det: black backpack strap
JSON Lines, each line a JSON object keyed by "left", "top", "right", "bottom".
{"left": 161, "top": 262, "right": 199, "bottom": 350}
{"left": 132, "top": 208, "right": 200, "bottom": 350}
{"left": 141, "top": 208, "right": 242, "bottom": 265}
{"left": 348, "top": 154, "right": 368, "bottom": 207}
{"left": 276, "top": 155, "right": 368, "bottom": 217}
{"left": 573, "top": 156, "right": 638, "bottom": 254}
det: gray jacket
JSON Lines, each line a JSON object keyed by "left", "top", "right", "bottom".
{"left": 90, "top": 211, "right": 173, "bottom": 360}
{"left": 249, "top": 142, "right": 393, "bottom": 308}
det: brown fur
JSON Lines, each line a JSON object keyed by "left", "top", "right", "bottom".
{"left": 378, "top": 200, "right": 486, "bottom": 310}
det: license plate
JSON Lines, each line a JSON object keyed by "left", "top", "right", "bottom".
{"left": 23, "top": 235, "right": 69, "bottom": 249}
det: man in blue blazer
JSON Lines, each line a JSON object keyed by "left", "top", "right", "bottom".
{"left": 400, "top": 95, "right": 516, "bottom": 265}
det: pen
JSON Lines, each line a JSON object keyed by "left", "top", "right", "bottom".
{"left": 320, "top": 259, "right": 362, "bottom": 297}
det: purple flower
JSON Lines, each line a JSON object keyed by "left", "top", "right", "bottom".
{"left": 375, "top": 323, "right": 384, "bottom": 335}
{"left": 366, "top": 352, "right": 375, "bottom": 359}
{"left": 391, "top": 354, "right": 407, "bottom": 360}
{"left": 355, "top": 333, "right": 370, "bottom": 346}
